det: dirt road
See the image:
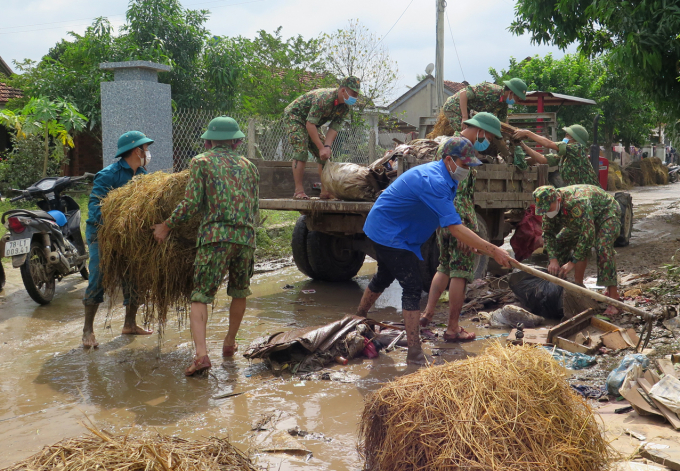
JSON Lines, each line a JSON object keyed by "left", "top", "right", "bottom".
{"left": 0, "top": 183, "right": 678, "bottom": 469}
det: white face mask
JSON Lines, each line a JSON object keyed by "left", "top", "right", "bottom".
{"left": 546, "top": 200, "right": 560, "bottom": 218}
{"left": 143, "top": 150, "right": 151, "bottom": 166}
{"left": 447, "top": 159, "right": 470, "bottom": 181}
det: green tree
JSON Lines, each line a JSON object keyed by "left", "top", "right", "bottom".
{"left": 509, "top": 0, "right": 680, "bottom": 118}
{"left": 236, "top": 27, "right": 333, "bottom": 116}
{"left": 321, "top": 19, "right": 399, "bottom": 107}
{"left": 0, "top": 97, "right": 87, "bottom": 177}
{"left": 490, "top": 54, "right": 658, "bottom": 156}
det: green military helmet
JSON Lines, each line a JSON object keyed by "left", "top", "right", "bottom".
{"left": 562, "top": 124, "right": 589, "bottom": 147}
{"left": 201, "top": 116, "right": 245, "bottom": 141}
{"left": 533, "top": 185, "right": 559, "bottom": 216}
{"left": 503, "top": 78, "right": 528, "bottom": 101}
{"left": 115, "top": 131, "right": 154, "bottom": 158}
{"left": 340, "top": 76, "right": 361, "bottom": 93}
{"left": 464, "top": 112, "right": 502, "bottom": 138}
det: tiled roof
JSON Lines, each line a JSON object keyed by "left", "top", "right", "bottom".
{"left": 444, "top": 81, "right": 467, "bottom": 94}
{"left": 0, "top": 82, "right": 22, "bottom": 105}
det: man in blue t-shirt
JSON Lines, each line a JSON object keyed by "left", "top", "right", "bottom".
{"left": 357, "top": 136, "right": 514, "bottom": 365}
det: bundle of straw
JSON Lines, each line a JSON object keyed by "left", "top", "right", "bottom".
{"left": 427, "top": 111, "right": 456, "bottom": 139}
{"left": 360, "top": 343, "right": 611, "bottom": 471}
{"left": 4, "top": 425, "right": 257, "bottom": 470}
{"left": 98, "top": 170, "right": 200, "bottom": 331}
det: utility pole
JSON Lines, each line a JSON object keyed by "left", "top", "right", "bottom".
{"left": 434, "top": 0, "right": 446, "bottom": 114}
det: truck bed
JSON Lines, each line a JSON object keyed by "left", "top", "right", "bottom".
{"left": 259, "top": 199, "right": 373, "bottom": 214}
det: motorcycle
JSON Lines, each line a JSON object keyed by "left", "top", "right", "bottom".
{"left": 668, "top": 164, "right": 679, "bottom": 183}
{"left": 1, "top": 174, "right": 94, "bottom": 304}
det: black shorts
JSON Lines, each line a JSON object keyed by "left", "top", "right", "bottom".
{"left": 367, "top": 240, "right": 423, "bottom": 311}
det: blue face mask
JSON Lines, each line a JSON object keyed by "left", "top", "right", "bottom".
{"left": 563, "top": 138, "right": 570, "bottom": 144}
{"left": 474, "top": 130, "right": 490, "bottom": 152}
{"left": 343, "top": 89, "right": 357, "bottom": 106}
{"left": 506, "top": 98, "right": 515, "bottom": 105}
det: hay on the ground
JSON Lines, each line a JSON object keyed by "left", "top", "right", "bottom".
{"left": 607, "top": 161, "right": 632, "bottom": 190}
{"left": 625, "top": 157, "right": 668, "bottom": 186}
{"left": 360, "top": 343, "right": 611, "bottom": 471}
{"left": 99, "top": 170, "right": 199, "bottom": 331}
{"left": 3, "top": 425, "right": 257, "bottom": 470}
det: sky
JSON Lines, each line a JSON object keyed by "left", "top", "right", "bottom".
{"left": 1, "top": 0, "right": 577, "bottom": 105}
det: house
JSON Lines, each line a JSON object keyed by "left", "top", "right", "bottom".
{"left": 0, "top": 55, "right": 22, "bottom": 154}
{"left": 387, "top": 75, "right": 467, "bottom": 138}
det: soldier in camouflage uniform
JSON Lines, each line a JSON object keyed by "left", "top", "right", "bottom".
{"left": 284, "top": 76, "right": 360, "bottom": 200}
{"left": 442, "top": 78, "right": 527, "bottom": 133}
{"left": 420, "top": 113, "right": 503, "bottom": 341}
{"left": 153, "top": 117, "right": 259, "bottom": 376}
{"left": 533, "top": 185, "right": 621, "bottom": 303}
{"left": 515, "top": 124, "right": 599, "bottom": 187}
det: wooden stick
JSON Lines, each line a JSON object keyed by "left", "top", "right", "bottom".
{"left": 509, "top": 260, "right": 653, "bottom": 320}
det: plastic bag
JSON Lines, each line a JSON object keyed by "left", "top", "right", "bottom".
{"left": 508, "top": 268, "right": 563, "bottom": 319}
{"left": 606, "top": 354, "right": 650, "bottom": 396}
{"left": 510, "top": 205, "right": 544, "bottom": 262}
{"left": 544, "top": 346, "right": 597, "bottom": 370}
{"left": 321, "top": 161, "right": 377, "bottom": 201}
{"left": 487, "top": 304, "right": 545, "bottom": 328}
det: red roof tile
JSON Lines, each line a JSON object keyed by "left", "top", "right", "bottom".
{"left": 0, "top": 83, "right": 22, "bottom": 105}
{"left": 444, "top": 81, "right": 466, "bottom": 94}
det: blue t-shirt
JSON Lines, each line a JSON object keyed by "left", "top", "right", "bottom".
{"left": 364, "top": 159, "right": 462, "bottom": 260}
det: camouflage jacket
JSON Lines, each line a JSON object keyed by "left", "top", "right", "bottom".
{"left": 433, "top": 132, "right": 478, "bottom": 230}
{"left": 166, "top": 146, "right": 260, "bottom": 248}
{"left": 284, "top": 88, "right": 349, "bottom": 132}
{"left": 443, "top": 82, "right": 508, "bottom": 121}
{"left": 542, "top": 185, "right": 620, "bottom": 262}
{"left": 546, "top": 142, "right": 599, "bottom": 187}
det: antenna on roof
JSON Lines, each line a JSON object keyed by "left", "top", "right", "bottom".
{"left": 425, "top": 63, "right": 435, "bottom": 75}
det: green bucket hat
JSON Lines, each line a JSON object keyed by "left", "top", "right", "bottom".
{"left": 201, "top": 116, "right": 245, "bottom": 141}
{"left": 340, "top": 76, "right": 361, "bottom": 93}
{"left": 533, "top": 185, "right": 559, "bottom": 216}
{"left": 503, "top": 77, "right": 528, "bottom": 101}
{"left": 562, "top": 124, "right": 589, "bottom": 147}
{"left": 464, "top": 112, "right": 502, "bottom": 138}
{"left": 115, "top": 131, "right": 154, "bottom": 158}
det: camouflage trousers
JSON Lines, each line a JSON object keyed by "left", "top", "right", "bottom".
{"left": 436, "top": 227, "right": 475, "bottom": 282}
{"left": 191, "top": 242, "right": 255, "bottom": 304}
{"left": 442, "top": 109, "right": 463, "bottom": 135}
{"left": 551, "top": 217, "right": 621, "bottom": 287}
{"left": 285, "top": 119, "right": 326, "bottom": 164}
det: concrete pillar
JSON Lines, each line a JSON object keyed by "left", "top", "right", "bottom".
{"left": 100, "top": 61, "right": 172, "bottom": 172}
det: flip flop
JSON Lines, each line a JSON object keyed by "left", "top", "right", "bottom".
{"left": 185, "top": 355, "right": 212, "bottom": 376}
{"left": 443, "top": 327, "right": 476, "bottom": 342}
{"left": 293, "top": 192, "right": 310, "bottom": 200}
{"left": 222, "top": 344, "right": 238, "bottom": 357}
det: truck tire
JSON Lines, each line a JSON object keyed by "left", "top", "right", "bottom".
{"left": 306, "top": 231, "right": 366, "bottom": 282}
{"left": 291, "top": 215, "right": 317, "bottom": 278}
{"left": 473, "top": 214, "right": 490, "bottom": 280}
{"left": 614, "top": 191, "right": 633, "bottom": 247}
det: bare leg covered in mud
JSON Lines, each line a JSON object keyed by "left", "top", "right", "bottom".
{"left": 82, "top": 304, "right": 99, "bottom": 348}
{"left": 222, "top": 297, "right": 246, "bottom": 357}
{"left": 356, "top": 288, "right": 381, "bottom": 317}
{"left": 404, "top": 310, "right": 430, "bottom": 366}
{"left": 122, "top": 304, "right": 153, "bottom": 336}
{"left": 421, "top": 274, "right": 474, "bottom": 340}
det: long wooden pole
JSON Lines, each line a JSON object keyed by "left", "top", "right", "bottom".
{"left": 509, "top": 260, "right": 653, "bottom": 320}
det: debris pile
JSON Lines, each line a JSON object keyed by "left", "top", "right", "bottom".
{"left": 99, "top": 170, "right": 198, "bottom": 330}
{"left": 359, "top": 343, "right": 611, "bottom": 471}
{"left": 625, "top": 157, "right": 668, "bottom": 186}
{"left": 3, "top": 425, "right": 257, "bottom": 471}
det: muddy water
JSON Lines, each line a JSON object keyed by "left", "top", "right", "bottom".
{"left": 0, "top": 258, "right": 496, "bottom": 470}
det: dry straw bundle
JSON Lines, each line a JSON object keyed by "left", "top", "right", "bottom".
{"left": 360, "top": 343, "right": 611, "bottom": 471}
{"left": 3, "top": 425, "right": 257, "bottom": 471}
{"left": 427, "top": 111, "right": 456, "bottom": 139}
{"left": 99, "top": 170, "right": 199, "bottom": 331}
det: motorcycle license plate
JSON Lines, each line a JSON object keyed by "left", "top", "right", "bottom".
{"left": 4, "top": 238, "right": 31, "bottom": 257}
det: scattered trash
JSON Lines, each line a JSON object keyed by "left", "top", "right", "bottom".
{"left": 212, "top": 391, "right": 245, "bottom": 400}
{"left": 360, "top": 343, "right": 610, "bottom": 471}
{"left": 615, "top": 405, "right": 634, "bottom": 414}
{"left": 642, "top": 442, "right": 671, "bottom": 450}
{"left": 663, "top": 317, "right": 680, "bottom": 338}
{"left": 607, "top": 354, "right": 650, "bottom": 396}
{"left": 544, "top": 346, "right": 597, "bottom": 370}
{"left": 301, "top": 289, "right": 315, "bottom": 294}
{"left": 487, "top": 304, "right": 545, "bottom": 328}
{"left": 624, "top": 429, "right": 647, "bottom": 441}
{"left": 571, "top": 385, "right": 608, "bottom": 399}
{"left": 649, "top": 374, "right": 680, "bottom": 413}
{"left": 293, "top": 381, "right": 306, "bottom": 387}
{"left": 257, "top": 430, "right": 312, "bottom": 459}
{"left": 287, "top": 426, "right": 332, "bottom": 442}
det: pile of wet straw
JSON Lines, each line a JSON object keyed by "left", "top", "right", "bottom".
{"left": 4, "top": 424, "right": 258, "bottom": 471}
{"left": 359, "top": 343, "right": 611, "bottom": 471}
{"left": 625, "top": 156, "right": 668, "bottom": 186}
{"left": 99, "top": 170, "right": 199, "bottom": 331}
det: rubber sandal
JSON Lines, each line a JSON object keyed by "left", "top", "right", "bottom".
{"left": 185, "top": 355, "right": 212, "bottom": 376}
{"left": 222, "top": 344, "right": 238, "bottom": 358}
{"left": 443, "top": 327, "right": 476, "bottom": 342}
{"left": 293, "top": 192, "right": 310, "bottom": 200}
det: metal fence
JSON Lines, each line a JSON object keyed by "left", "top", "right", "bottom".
{"left": 173, "top": 108, "right": 390, "bottom": 171}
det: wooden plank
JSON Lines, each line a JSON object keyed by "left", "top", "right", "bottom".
{"left": 657, "top": 359, "right": 678, "bottom": 378}
{"left": 548, "top": 309, "right": 594, "bottom": 343}
{"left": 259, "top": 199, "right": 373, "bottom": 214}
{"left": 638, "top": 377, "right": 680, "bottom": 430}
